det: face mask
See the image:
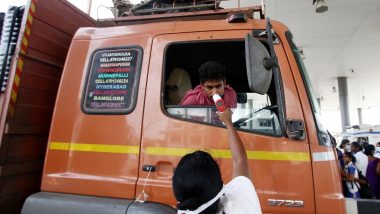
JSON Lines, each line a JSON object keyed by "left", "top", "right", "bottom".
{"left": 345, "top": 145, "right": 351, "bottom": 152}
{"left": 177, "top": 187, "right": 225, "bottom": 214}
{"left": 376, "top": 147, "right": 380, "bottom": 153}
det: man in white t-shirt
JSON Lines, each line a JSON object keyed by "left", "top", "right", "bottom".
{"left": 351, "top": 142, "right": 368, "bottom": 176}
{"left": 173, "top": 109, "right": 262, "bottom": 214}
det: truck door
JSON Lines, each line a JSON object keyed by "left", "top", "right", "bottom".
{"left": 283, "top": 31, "right": 346, "bottom": 213}
{"left": 138, "top": 28, "right": 315, "bottom": 213}
{"left": 41, "top": 31, "right": 152, "bottom": 199}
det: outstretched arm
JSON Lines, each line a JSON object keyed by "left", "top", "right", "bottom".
{"left": 218, "top": 109, "right": 250, "bottom": 179}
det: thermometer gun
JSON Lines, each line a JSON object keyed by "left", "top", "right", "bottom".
{"left": 212, "top": 94, "right": 226, "bottom": 112}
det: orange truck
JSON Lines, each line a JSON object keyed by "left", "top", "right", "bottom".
{"left": 0, "top": 0, "right": 377, "bottom": 213}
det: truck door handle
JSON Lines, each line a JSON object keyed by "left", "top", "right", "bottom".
{"left": 142, "top": 165, "right": 156, "bottom": 172}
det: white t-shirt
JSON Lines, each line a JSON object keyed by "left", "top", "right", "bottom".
{"left": 219, "top": 176, "right": 262, "bottom": 214}
{"left": 354, "top": 151, "right": 368, "bottom": 176}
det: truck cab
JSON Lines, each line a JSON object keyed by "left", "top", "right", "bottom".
{"left": 0, "top": 0, "right": 346, "bottom": 213}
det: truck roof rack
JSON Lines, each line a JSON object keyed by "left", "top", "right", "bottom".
{"left": 98, "top": 4, "right": 263, "bottom": 27}
{"left": 113, "top": 0, "right": 224, "bottom": 17}
{"left": 126, "top": 0, "right": 221, "bottom": 16}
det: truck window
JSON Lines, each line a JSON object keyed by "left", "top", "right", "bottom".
{"left": 163, "top": 41, "right": 282, "bottom": 136}
{"left": 357, "top": 137, "right": 369, "bottom": 145}
{"left": 82, "top": 46, "right": 143, "bottom": 114}
{"left": 286, "top": 32, "right": 332, "bottom": 146}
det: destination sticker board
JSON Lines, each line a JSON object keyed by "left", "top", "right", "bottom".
{"left": 82, "top": 47, "right": 143, "bottom": 114}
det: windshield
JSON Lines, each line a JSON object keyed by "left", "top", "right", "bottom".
{"left": 286, "top": 31, "right": 332, "bottom": 146}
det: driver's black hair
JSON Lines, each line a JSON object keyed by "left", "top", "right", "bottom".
{"left": 198, "top": 61, "right": 226, "bottom": 84}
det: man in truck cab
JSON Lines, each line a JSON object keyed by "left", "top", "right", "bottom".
{"left": 179, "top": 61, "right": 237, "bottom": 108}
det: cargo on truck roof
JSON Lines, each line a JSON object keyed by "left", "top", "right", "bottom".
{"left": 97, "top": 0, "right": 264, "bottom": 26}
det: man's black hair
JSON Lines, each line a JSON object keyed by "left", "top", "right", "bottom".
{"left": 339, "top": 139, "right": 350, "bottom": 149}
{"left": 351, "top": 141, "right": 363, "bottom": 151}
{"left": 173, "top": 150, "right": 223, "bottom": 214}
{"left": 198, "top": 61, "right": 226, "bottom": 84}
{"left": 364, "top": 144, "right": 375, "bottom": 156}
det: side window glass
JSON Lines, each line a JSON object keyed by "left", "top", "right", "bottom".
{"left": 164, "top": 41, "right": 282, "bottom": 136}
{"left": 233, "top": 93, "right": 282, "bottom": 135}
{"left": 82, "top": 46, "right": 143, "bottom": 114}
{"left": 357, "top": 137, "right": 369, "bottom": 145}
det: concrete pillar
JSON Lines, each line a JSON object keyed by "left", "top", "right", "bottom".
{"left": 87, "top": 0, "right": 92, "bottom": 15}
{"left": 338, "top": 77, "right": 350, "bottom": 133}
{"left": 357, "top": 108, "right": 363, "bottom": 124}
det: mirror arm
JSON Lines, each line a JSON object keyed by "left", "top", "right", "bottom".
{"left": 263, "top": 57, "right": 277, "bottom": 70}
{"left": 286, "top": 119, "right": 306, "bottom": 140}
{"left": 265, "top": 17, "right": 287, "bottom": 136}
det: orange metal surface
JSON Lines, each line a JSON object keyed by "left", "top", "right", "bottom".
{"left": 280, "top": 29, "right": 346, "bottom": 213}
{"left": 137, "top": 27, "right": 315, "bottom": 213}
{"left": 0, "top": 0, "right": 95, "bottom": 213}
{"left": 41, "top": 33, "right": 152, "bottom": 199}
{"left": 36, "top": 9, "right": 346, "bottom": 214}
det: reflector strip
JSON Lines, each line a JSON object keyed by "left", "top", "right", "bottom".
{"left": 49, "top": 142, "right": 139, "bottom": 154}
{"left": 8, "top": 57, "right": 24, "bottom": 115}
{"left": 48, "top": 143, "right": 310, "bottom": 162}
{"left": 146, "top": 147, "right": 310, "bottom": 162}
{"left": 8, "top": 0, "right": 37, "bottom": 116}
{"left": 312, "top": 151, "right": 335, "bottom": 162}
{"left": 20, "top": 0, "right": 37, "bottom": 55}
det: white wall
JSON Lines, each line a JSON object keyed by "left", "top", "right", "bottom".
{"left": 0, "top": 0, "right": 26, "bottom": 12}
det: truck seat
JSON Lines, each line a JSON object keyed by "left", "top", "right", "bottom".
{"left": 166, "top": 68, "right": 192, "bottom": 105}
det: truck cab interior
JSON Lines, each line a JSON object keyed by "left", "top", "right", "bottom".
{"left": 163, "top": 39, "right": 282, "bottom": 136}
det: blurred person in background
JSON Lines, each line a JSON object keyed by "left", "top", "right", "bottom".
{"left": 364, "top": 145, "right": 380, "bottom": 199}
{"left": 332, "top": 137, "right": 348, "bottom": 196}
{"left": 340, "top": 139, "right": 351, "bottom": 153}
{"left": 351, "top": 142, "right": 368, "bottom": 176}
{"left": 375, "top": 142, "right": 380, "bottom": 158}
{"left": 332, "top": 137, "right": 344, "bottom": 169}
{"left": 342, "top": 152, "right": 360, "bottom": 199}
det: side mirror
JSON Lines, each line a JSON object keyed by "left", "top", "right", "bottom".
{"left": 245, "top": 34, "right": 273, "bottom": 95}
{"left": 286, "top": 119, "right": 305, "bottom": 140}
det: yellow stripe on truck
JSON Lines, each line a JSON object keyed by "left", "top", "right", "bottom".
{"left": 49, "top": 142, "right": 139, "bottom": 154}
{"left": 48, "top": 143, "right": 310, "bottom": 162}
{"left": 247, "top": 151, "right": 310, "bottom": 161}
{"left": 146, "top": 147, "right": 310, "bottom": 162}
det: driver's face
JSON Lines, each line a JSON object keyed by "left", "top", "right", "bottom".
{"left": 202, "top": 80, "right": 225, "bottom": 98}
